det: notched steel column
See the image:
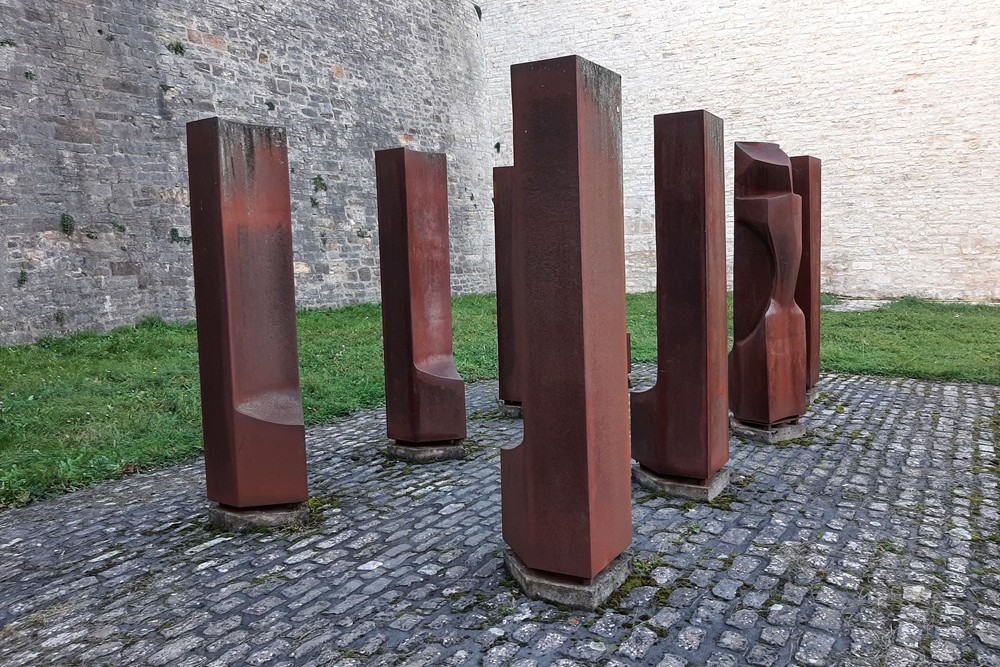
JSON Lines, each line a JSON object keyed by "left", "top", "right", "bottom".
{"left": 630, "top": 110, "right": 729, "bottom": 500}
{"left": 501, "top": 56, "right": 633, "bottom": 608}
{"left": 186, "top": 117, "right": 308, "bottom": 522}
{"left": 375, "top": 148, "right": 467, "bottom": 462}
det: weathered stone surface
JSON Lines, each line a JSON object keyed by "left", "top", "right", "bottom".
{"left": 501, "top": 55, "right": 632, "bottom": 580}
{"left": 629, "top": 109, "right": 729, "bottom": 485}
{"left": 205, "top": 503, "right": 308, "bottom": 531}
{"left": 633, "top": 464, "right": 730, "bottom": 502}
{"left": 0, "top": 0, "right": 493, "bottom": 345}
{"left": 481, "top": 2, "right": 1000, "bottom": 302}
{"left": 504, "top": 551, "right": 632, "bottom": 612}
{"left": 374, "top": 148, "right": 466, "bottom": 448}
{"left": 187, "top": 117, "right": 308, "bottom": 509}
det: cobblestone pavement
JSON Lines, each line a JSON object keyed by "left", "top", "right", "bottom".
{"left": 2, "top": 367, "right": 999, "bottom": 666}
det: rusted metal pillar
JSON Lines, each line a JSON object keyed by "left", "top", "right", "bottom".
{"left": 729, "top": 142, "right": 807, "bottom": 442}
{"left": 501, "top": 55, "right": 633, "bottom": 610}
{"left": 630, "top": 110, "right": 730, "bottom": 500}
{"left": 186, "top": 118, "right": 309, "bottom": 529}
{"left": 493, "top": 165, "right": 522, "bottom": 416}
{"left": 374, "top": 148, "right": 467, "bottom": 462}
{"left": 792, "top": 155, "right": 822, "bottom": 399}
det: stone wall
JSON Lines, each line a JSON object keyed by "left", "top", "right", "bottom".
{"left": 480, "top": 0, "right": 1000, "bottom": 301}
{"left": 0, "top": 0, "right": 495, "bottom": 344}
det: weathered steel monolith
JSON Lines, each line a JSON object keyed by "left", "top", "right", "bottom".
{"left": 729, "top": 142, "right": 807, "bottom": 442}
{"left": 494, "top": 165, "right": 522, "bottom": 417}
{"left": 187, "top": 118, "right": 309, "bottom": 529}
{"left": 630, "top": 110, "right": 730, "bottom": 500}
{"left": 375, "top": 148, "right": 467, "bottom": 462}
{"left": 501, "top": 55, "right": 633, "bottom": 611}
{"left": 792, "top": 155, "right": 822, "bottom": 399}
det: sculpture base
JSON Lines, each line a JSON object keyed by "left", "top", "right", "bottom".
{"left": 632, "top": 464, "right": 730, "bottom": 502}
{"left": 806, "top": 386, "right": 821, "bottom": 405}
{"left": 386, "top": 440, "right": 465, "bottom": 463}
{"left": 503, "top": 550, "right": 632, "bottom": 611}
{"left": 497, "top": 400, "right": 523, "bottom": 418}
{"left": 730, "top": 418, "right": 806, "bottom": 444}
{"left": 206, "top": 503, "right": 308, "bottom": 531}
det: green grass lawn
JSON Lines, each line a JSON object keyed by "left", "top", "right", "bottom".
{"left": 1, "top": 294, "right": 997, "bottom": 508}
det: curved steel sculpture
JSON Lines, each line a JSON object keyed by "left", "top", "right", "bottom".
{"left": 729, "top": 142, "right": 807, "bottom": 428}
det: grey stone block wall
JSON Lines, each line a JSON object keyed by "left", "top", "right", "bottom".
{"left": 0, "top": 0, "right": 495, "bottom": 345}
{"left": 479, "top": 0, "right": 1000, "bottom": 302}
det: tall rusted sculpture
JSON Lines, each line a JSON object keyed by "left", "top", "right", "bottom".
{"left": 792, "top": 155, "right": 822, "bottom": 399}
{"left": 493, "top": 165, "right": 522, "bottom": 416}
{"left": 501, "top": 55, "right": 633, "bottom": 610}
{"left": 630, "top": 111, "right": 729, "bottom": 500}
{"left": 187, "top": 118, "right": 308, "bottom": 528}
{"left": 375, "top": 148, "right": 467, "bottom": 462}
{"left": 729, "top": 142, "right": 807, "bottom": 441}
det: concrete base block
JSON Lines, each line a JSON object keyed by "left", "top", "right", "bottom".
{"left": 207, "top": 503, "right": 308, "bottom": 531}
{"left": 503, "top": 550, "right": 632, "bottom": 611}
{"left": 385, "top": 440, "right": 465, "bottom": 462}
{"left": 807, "top": 386, "right": 821, "bottom": 404}
{"left": 632, "top": 464, "right": 730, "bottom": 502}
{"left": 730, "top": 418, "right": 807, "bottom": 444}
{"left": 497, "top": 400, "right": 523, "bottom": 418}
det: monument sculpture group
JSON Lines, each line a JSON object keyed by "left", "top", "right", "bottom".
{"left": 185, "top": 53, "right": 821, "bottom": 609}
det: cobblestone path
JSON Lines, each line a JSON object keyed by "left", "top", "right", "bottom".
{"left": 1, "top": 369, "right": 999, "bottom": 666}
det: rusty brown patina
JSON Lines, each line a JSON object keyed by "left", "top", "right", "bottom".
{"left": 792, "top": 155, "right": 823, "bottom": 391}
{"left": 500, "top": 55, "right": 632, "bottom": 581}
{"left": 186, "top": 117, "right": 308, "bottom": 509}
{"left": 630, "top": 110, "right": 729, "bottom": 483}
{"left": 374, "top": 148, "right": 466, "bottom": 447}
{"left": 729, "top": 142, "right": 807, "bottom": 428}
{"left": 493, "top": 165, "right": 521, "bottom": 407}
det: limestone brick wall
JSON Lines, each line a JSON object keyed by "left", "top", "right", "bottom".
{"left": 480, "top": 0, "right": 1000, "bottom": 301}
{"left": 0, "top": 0, "right": 495, "bottom": 344}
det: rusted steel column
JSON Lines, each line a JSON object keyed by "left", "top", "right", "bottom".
{"left": 630, "top": 111, "right": 729, "bottom": 489}
{"left": 493, "top": 165, "right": 521, "bottom": 409}
{"left": 374, "top": 148, "right": 466, "bottom": 458}
{"left": 730, "top": 142, "right": 807, "bottom": 428}
{"left": 186, "top": 118, "right": 308, "bottom": 513}
{"left": 792, "top": 156, "right": 822, "bottom": 392}
{"left": 501, "top": 55, "right": 633, "bottom": 585}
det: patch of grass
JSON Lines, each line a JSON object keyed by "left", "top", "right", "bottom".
{"left": 629, "top": 294, "right": 1000, "bottom": 385}
{"left": 0, "top": 297, "right": 497, "bottom": 507}
{"left": 820, "top": 297, "right": 1000, "bottom": 384}
{"left": 1, "top": 294, "right": 997, "bottom": 507}
{"left": 166, "top": 41, "right": 185, "bottom": 55}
